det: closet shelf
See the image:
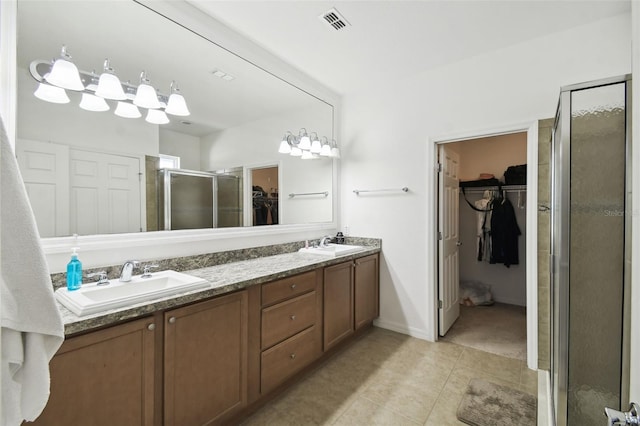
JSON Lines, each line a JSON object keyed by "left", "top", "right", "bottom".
{"left": 460, "top": 184, "right": 526, "bottom": 193}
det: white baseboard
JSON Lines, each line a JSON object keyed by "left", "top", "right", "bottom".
{"left": 373, "top": 319, "right": 434, "bottom": 342}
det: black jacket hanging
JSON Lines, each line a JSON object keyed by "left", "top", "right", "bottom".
{"left": 490, "top": 197, "right": 521, "bottom": 267}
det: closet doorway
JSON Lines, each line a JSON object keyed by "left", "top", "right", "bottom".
{"left": 437, "top": 132, "right": 529, "bottom": 361}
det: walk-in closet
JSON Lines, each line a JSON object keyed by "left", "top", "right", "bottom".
{"left": 439, "top": 132, "right": 528, "bottom": 361}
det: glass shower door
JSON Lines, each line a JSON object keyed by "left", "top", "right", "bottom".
{"left": 550, "top": 77, "right": 629, "bottom": 426}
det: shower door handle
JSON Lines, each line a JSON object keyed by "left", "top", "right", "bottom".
{"left": 604, "top": 402, "right": 639, "bottom": 426}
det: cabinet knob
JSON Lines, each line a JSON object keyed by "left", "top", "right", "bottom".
{"left": 168, "top": 317, "right": 176, "bottom": 324}
{"left": 290, "top": 283, "right": 297, "bottom": 290}
{"left": 290, "top": 315, "right": 296, "bottom": 321}
{"left": 147, "top": 323, "right": 155, "bottom": 331}
{"left": 290, "top": 353, "right": 296, "bottom": 360}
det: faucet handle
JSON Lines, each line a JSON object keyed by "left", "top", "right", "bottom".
{"left": 87, "top": 271, "right": 109, "bottom": 286}
{"left": 141, "top": 264, "right": 159, "bottom": 278}
{"left": 604, "top": 403, "right": 640, "bottom": 426}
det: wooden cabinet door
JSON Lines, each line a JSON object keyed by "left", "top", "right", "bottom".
{"left": 164, "top": 291, "right": 248, "bottom": 426}
{"left": 31, "top": 317, "right": 156, "bottom": 426}
{"left": 354, "top": 254, "right": 380, "bottom": 330}
{"left": 323, "top": 261, "right": 354, "bottom": 351}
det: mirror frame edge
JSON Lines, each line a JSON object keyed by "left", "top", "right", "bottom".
{"left": 5, "top": 0, "right": 342, "bottom": 272}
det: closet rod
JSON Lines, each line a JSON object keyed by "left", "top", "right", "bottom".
{"left": 461, "top": 184, "right": 526, "bottom": 193}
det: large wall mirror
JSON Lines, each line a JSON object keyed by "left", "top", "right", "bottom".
{"left": 15, "top": 0, "right": 334, "bottom": 238}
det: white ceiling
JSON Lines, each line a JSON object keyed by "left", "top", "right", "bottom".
{"left": 188, "top": 0, "right": 631, "bottom": 95}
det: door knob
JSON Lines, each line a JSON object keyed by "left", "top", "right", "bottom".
{"left": 456, "top": 241, "right": 462, "bottom": 246}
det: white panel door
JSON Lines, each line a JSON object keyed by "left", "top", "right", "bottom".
{"left": 438, "top": 144, "right": 460, "bottom": 336}
{"left": 16, "top": 139, "right": 69, "bottom": 237}
{"left": 70, "top": 149, "right": 142, "bottom": 235}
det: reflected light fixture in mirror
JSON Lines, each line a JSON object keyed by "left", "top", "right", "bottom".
{"left": 134, "top": 71, "right": 161, "bottom": 109}
{"left": 29, "top": 46, "right": 190, "bottom": 124}
{"left": 95, "top": 59, "right": 127, "bottom": 100}
{"left": 34, "top": 78, "right": 70, "bottom": 104}
{"left": 45, "top": 45, "right": 84, "bottom": 90}
{"left": 278, "top": 129, "right": 338, "bottom": 159}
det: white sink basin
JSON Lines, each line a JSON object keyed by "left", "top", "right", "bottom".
{"left": 298, "top": 243, "right": 364, "bottom": 257}
{"left": 55, "top": 270, "right": 210, "bottom": 316}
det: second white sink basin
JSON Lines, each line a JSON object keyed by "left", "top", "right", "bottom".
{"left": 55, "top": 270, "right": 210, "bottom": 316}
{"left": 298, "top": 243, "right": 364, "bottom": 257}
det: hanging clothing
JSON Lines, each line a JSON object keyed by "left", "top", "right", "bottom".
{"left": 474, "top": 190, "right": 493, "bottom": 262}
{"left": 490, "top": 197, "right": 521, "bottom": 267}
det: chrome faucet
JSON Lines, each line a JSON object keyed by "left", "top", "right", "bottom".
{"left": 605, "top": 403, "right": 640, "bottom": 426}
{"left": 120, "top": 260, "right": 139, "bottom": 282}
{"left": 319, "top": 235, "right": 333, "bottom": 248}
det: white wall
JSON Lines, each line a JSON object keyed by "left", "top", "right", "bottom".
{"left": 159, "top": 128, "right": 201, "bottom": 170}
{"left": 340, "top": 13, "right": 632, "bottom": 341}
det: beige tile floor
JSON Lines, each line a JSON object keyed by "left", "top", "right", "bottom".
{"left": 242, "top": 327, "right": 537, "bottom": 425}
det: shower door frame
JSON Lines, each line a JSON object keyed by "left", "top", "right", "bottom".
{"left": 550, "top": 74, "right": 632, "bottom": 426}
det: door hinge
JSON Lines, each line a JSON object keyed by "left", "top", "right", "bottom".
{"left": 138, "top": 172, "right": 143, "bottom": 182}
{"left": 437, "top": 231, "right": 443, "bottom": 240}
{"left": 436, "top": 163, "right": 442, "bottom": 173}
{"left": 438, "top": 300, "right": 443, "bottom": 309}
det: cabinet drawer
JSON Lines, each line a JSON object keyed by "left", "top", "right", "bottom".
{"left": 261, "top": 325, "right": 319, "bottom": 393}
{"left": 262, "top": 271, "right": 316, "bottom": 306}
{"left": 261, "top": 291, "right": 316, "bottom": 349}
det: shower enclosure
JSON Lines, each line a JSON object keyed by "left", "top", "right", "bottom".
{"left": 550, "top": 75, "right": 631, "bottom": 426}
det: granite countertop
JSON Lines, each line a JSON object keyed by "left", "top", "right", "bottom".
{"left": 60, "top": 246, "right": 380, "bottom": 336}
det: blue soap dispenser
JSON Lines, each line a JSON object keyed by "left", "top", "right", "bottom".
{"left": 67, "top": 247, "right": 83, "bottom": 291}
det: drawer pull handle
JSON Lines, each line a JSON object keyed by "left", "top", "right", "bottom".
{"left": 147, "top": 323, "right": 155, "bottom": 331}
{"left": 290, "top": 353, "right": 296, "bottom": 360}
{"left": 291, "top": 284, "right": 297, "bottom": 290}
{"left": 168, "top": 317, "right": 176, "bottom": 324}
{"left": 290, "top": 315, "right": 296, "bottom": 321}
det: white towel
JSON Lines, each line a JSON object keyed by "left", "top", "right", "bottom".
{"left": 0, "top": 117, "right": 64, "bottom": 425}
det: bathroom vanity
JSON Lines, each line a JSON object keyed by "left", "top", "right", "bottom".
{"left": 30, "top": 247, "right": 379, "bottom": 426}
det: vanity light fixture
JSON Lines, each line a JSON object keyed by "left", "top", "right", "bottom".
{"left": 319, "top": 136, "right": 331, "bottom": 156}
{"left": 45, "top": 45, "right": 84, "bottom": 91}
{"left": 133, "top": 71, "right": 161, "bottom": 109}
{"left": 145, "top": 109, "right": 170, "bottom": 125}
{"left": 310, "top": 132, "right": 322, "bottom": 154}
{"left": 298, "top": 128, "right": 311, "bottom": 150}
{"left": 278, "top": 129, "right": 337, "bottom": 160}
{"left": 114, "top": 101, "right": 142, "bottom": 118}
{"left": 165, "top": 81, "right": 190, "bottom": 116}
{"left": 34, "top": 80, "right": 70, "bottom": 104}
{"left": 278, "top": 132, "right": 294, "bottom": 154}
{"left": 79, "top": 93, "right": 110, "bottom": 112}
{"left": 95, "top": 59, "right": 126, "bottom": 100}
{"left": 29, "top": 45, "right": 190, "bottom": 125}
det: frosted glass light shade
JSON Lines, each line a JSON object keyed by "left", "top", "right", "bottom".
{"left": 278, "top": 139, "right": 291, "bottom": 154}
{"left": 165, "top": 93, "right": 190, "bottom": 116}
{"left": 331, "top": 146, "right": 341, "bottom": 158}
{"left": 301, "top": 150, "right": 314, "bottom": 160}
{"left": 114, "top": 101, "right": 141, "bottom": 118}
{"left": 310, "top": 138, "right": 322, "bottom": 154}
{"left": 146, "top": 109, "right": 170, "bottom": 124}
{"left": 134, "top": 83, "right": 161, "bottom": 109}
{"left": 95, "top": 72, "right": 126, "bottom": 100}
{"left": 79, "top": 93, "right": 110, "bottom": 112}
{"left": 298, "top": 135, "right": 311, "bottom": 150}
{"left": 34, "top": 83, "right": 70, "bottom": 104}
{"left": 46, "top": 58, "right": 84, "bottom": 91}
{"left": 290, "top": 146, "right": 303, "bottom": 157}
{"left": 320, "top": 143, "right": 331, "bottom": 156}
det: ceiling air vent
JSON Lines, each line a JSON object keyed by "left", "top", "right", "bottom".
{"left": 319, "top": 7, "right": 351, "bottom": 31}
